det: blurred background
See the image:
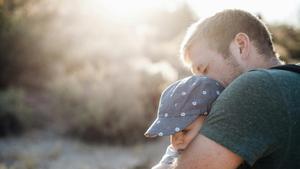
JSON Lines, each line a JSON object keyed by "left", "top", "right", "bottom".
{"left": 0, "top": 0, "right": 299, "bottom": 169}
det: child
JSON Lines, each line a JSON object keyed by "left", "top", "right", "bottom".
{"left": 144, "top": 75, "right": 224, "bottom": 169}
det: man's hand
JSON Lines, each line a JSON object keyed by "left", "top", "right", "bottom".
{"left": 175, "top": 134, "right": 243, "bottom": 169}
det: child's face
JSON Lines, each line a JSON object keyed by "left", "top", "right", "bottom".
{"left": 170, "top": 115, "right": 206, "bottom": 151}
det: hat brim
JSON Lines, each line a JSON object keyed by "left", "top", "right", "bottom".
{"left": 144, "top": 114, "right": 199, "bottom": 137}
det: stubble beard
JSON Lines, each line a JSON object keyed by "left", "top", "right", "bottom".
{"left": 223, "top": 54, "right": 244, "bottom": 86}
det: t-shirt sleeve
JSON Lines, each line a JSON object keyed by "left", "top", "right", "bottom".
{"left": 200, "top": 70, "right": 287, "bottom": 166}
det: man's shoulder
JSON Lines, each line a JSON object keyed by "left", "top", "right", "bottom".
{"left": 201, "top": 68, "right": 296, "bottom": 166}
{"left": 209, "top": 68, "right": 291, "bottom": 122}
{"left": 232, "top": 69, "right": 279, "bottom": 85}
{"left": 226, "top": 68, "right": 300, "bottom": 93}
{"left": 219, "top": 69, "right": 276, "bottom": 101}
{"left": 231, "top": 69, "right": 272, "bottom": 86}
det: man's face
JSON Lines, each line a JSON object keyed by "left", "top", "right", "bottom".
{"left": 187, "top": 41, "right": 243, "bottom": 86}
{"left": 170, "top": 116, "right": 205, "bottom": 151}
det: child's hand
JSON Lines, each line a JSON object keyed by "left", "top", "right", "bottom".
{"left": 170, "top": 116, "right": 205, "bottom": 151}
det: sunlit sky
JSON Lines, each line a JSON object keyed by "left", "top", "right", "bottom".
{"left": 93, "top": 0, "right": 300, "bottom": 26}
{"left": 187, "top": 0, "right": 300, "bottom": 26}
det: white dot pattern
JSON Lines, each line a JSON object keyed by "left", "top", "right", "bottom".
{"left": 148, "top": 76, "right": 224, "bottom": 138}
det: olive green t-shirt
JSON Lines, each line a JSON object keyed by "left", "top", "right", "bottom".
{"left": 200, "top": 69, "right": 300, "bottom": 169}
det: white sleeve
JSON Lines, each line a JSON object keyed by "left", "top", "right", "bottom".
{"left": 159, "top": 145, "right": 180, "bottom": 164}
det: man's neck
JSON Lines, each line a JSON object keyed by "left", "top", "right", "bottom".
{"left": 247, "top": 55, "right": 283, "bottom": 71}
{"left": 264, "top": 57, "right": 284, "bottom": 68}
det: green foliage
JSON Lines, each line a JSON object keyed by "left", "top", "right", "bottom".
{"left": 0, "top": 88, "right": 33, "bottom": 136}
{"left": 0, "top": 3, "right": 54, "bottom": 88}
{"left": 271, "top": 25, "right": 300, "bottom": 62}
{"left": 48, "top": 64, "right": 165, "bottom": 144}
{"left": 0, "top": 0, "right": 185, "bottom": 144}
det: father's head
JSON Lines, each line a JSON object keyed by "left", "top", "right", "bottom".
{"left": 180, "top": 9, "right": 281, "bottom": 86}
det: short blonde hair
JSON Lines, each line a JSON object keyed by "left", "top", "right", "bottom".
{"left": 179, "top": 20, "right": 202, "bottom": 67}
{"left": 180, "top": 9, "right": 276, "bottom": 67}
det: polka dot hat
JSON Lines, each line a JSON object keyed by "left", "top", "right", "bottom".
{"left": 144, "top": 75, "right": 224, "bottom": 137}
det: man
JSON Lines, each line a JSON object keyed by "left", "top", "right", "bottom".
{"left": 174, "top": 9, "right": 300, "bottom": 169}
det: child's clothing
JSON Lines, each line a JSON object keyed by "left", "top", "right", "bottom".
{"left": 151, "top": 145, "right": 179, "bottom": 169}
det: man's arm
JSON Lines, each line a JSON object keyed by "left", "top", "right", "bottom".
{"left": 174, "top": 70, "right": 286, "bottom": 169}
{"left": 175, "top": 134, "right": 243, "bottom": 169}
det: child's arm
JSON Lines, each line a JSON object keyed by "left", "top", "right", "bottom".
{"left": 151, "top": 145, "right": 180, "bottom": 169}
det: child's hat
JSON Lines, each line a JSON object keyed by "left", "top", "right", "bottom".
{"left": 144, "top": 75, "right": 224, "bottom": 137}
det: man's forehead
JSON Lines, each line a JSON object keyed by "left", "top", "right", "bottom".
{"left": 188, "top": 42, "right": 212, "bottom": 63}
{"left": 189, "top": 40, "right": 211, "bottom": 53}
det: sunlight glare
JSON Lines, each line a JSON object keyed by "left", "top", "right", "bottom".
{"left": 186, "top": 0, "right": 300, "bottom": 26}
{"left": 87, "top": 0, "right": 157, "bottom": 21}
{"left": 84, "top": 0, "right": 183, "bottom": 22}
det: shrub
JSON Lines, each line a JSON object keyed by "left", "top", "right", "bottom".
{"left": 0, "top": 88, "right": 33, "bottom": 137}
{"left": 47, "top": 61, "right": 175, "bottom": 144}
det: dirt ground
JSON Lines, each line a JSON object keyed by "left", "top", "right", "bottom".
{"left": 0, "top": 131, "right": 169, "bottom": 169}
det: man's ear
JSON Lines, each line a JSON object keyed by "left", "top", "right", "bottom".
{"left": 233, "top": 33, "right": 250, "bottom": 60}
